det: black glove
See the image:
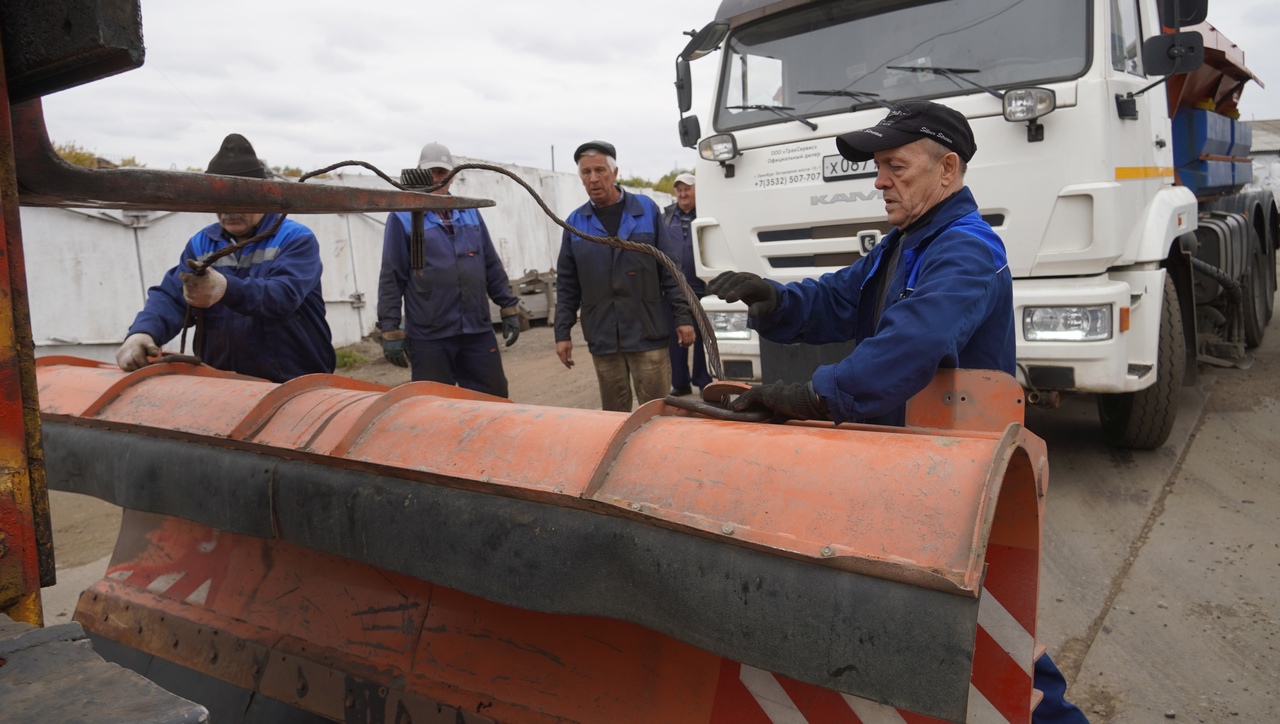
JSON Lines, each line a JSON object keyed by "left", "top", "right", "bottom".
{"left": 501, "top": 310, "right": 521, "bottom": 347}
{"left": 380, "top": 329, "right": 409, "bottom": 368}
{"left": 707, "top": 271, "right": 778, "bottom": 318}
{"left": 730, "top": 381, "right": 828, "bottom": 422}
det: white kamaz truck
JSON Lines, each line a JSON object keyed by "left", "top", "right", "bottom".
{"left": 675, "top": 0, "right": 1276, "bottom": 448}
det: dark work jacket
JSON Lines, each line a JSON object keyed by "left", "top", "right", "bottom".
{"left": 752, "top": 187, "right": 1015, "bottom": 426}
{"left": 127, "top": 214, "right": 336, "bottom": 382}
{"left": 555, "top": 190, "right": 694, "bottom": 355}
{"left": 377, "top": 208, "right": 519, "bottom": 341}
{"left": 662, "top": 203, "right": 706, "bottom": 296}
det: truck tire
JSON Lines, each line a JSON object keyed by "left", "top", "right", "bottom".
{"left": 1098, "top": 275, "right": 1185, "bottom": 449}
{"left": 1243, "top": 230, "right": 1268, "bottom": 348}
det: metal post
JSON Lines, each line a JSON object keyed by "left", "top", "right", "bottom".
{"left": 0, "top": 35, "right": 53, "bottom": 626}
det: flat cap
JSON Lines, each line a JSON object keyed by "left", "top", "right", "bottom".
{"left": 573, "top": 140, "right": 616, "bottom": 162}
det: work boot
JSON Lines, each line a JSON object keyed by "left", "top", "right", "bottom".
{"left": 669, "top": 385, "right": 693, "bottom": 396}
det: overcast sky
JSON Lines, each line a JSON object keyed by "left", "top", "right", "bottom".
{"left": 40, "top": 0, "right": 1280, "bottom": 183}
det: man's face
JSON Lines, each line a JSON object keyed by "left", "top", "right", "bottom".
{"left": 674, "top": 182, "right": 696, "bottom": 213}
{"left": 217, "top": 212, "right": 266, "bottom": 239}
{"left": 425, "top": 166, "right": 452, "bottom": 196}
{"left": 873, "top": 140, "right": 955, "bottom": 229}
{"left": 578, "top": 153, "right": 619, "bottom": 205}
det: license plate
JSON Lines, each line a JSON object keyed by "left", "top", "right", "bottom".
{"left": 822, "top": 154, "right": 875, "bottom": 182}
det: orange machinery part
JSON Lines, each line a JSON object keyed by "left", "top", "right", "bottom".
{"left": 38, "top": 357, "right": 1048, "bottom": 723}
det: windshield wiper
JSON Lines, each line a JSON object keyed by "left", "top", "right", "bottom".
{"left": 725, "top": 104, "right": 819, "bottom": 131}
{"left": 798, "top": 89, "right": 896, "bottom": 110}
{"left": 885, "top": 66, "right": 1004, "bottom": 100}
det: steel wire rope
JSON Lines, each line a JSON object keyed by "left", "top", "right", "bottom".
{"left": 176, "top": 160, "right": 724, "bottom": 381}
{"left": 298, "top": 160, "right": 725, "bottom": 381}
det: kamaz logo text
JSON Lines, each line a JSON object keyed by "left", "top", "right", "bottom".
{"left": 811, "top": 190, "right": 883, "bottom": 205}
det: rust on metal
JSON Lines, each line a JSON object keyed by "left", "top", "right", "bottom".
{"left": 10, "top": 100, "right": 496, "bottom": 214}
{"left": 0, "top": 0, "right": 145, "bottom": 103}
{"left": 0, "top": 45, "right": 50, "bottom": 623}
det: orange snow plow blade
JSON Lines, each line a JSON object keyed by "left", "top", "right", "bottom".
{"left": 38, "top": 358, "right": 1047, "bottom": 723}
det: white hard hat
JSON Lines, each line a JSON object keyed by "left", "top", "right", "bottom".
{"left": 417, "top": 142, "right": 454, "bottom": 171}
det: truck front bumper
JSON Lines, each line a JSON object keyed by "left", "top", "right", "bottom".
{"left": 1014, "top": 269, "right": 1168, "bottom": 394}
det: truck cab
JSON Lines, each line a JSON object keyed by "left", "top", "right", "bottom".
{"left": 679, "top": 0, "right": 1274, "bottom": 447}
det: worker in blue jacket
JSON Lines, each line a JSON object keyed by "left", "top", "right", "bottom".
{"left": 662, "top": 172, "right": 711, "bottom": 397}
{"left": 555, "top": 141, "right": 696, "bottom": 412}
{"left": 709, "top": 100, "right": 1086, "bottom": 724}
{"left": 116, "top": 134, "right": 335, "bottom": 382}
{"left": 377, "top": 142, "right": 521, "bottom": 398}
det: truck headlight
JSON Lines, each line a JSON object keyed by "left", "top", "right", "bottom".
{"left": 1023, "top": 305, "right": 1112, "bottom": 341}
{"left": 1003, "top": 87, "right": 1056, "bottom": 122}
{"left": 699, "top": 133, "right": 739, "bottom": 162}
{"left": 709, "top": 310, "right": 751, "bottom": 340}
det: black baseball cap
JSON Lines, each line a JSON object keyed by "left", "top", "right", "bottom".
{"left": 835, "top": 100, "right": 976, "bottom": 163}
{"left": 573, "top": 140, "right": 616, "bottom": 162}
{"left": 206, "top": 133, "right": 268, "bottom": 178}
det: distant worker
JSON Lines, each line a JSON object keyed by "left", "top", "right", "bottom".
{"left": 554, "top": 141, "right": 696, "bottom": 412}
{"left": 663, "top": 172, "right": 711, "bottom": 397}
{"left": 708, "top": 100, "right": 1086, "bottom": 723}
{"left": 376, "top": 142, "right": 522, "bottom": 398}
{"left": 116, "top": 134, "right": 335, "bottom": 382}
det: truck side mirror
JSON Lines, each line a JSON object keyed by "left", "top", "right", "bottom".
{"left": 676, "top": 57, "right": 693, "bottom": 114}
{"left": 678, "top": 116, "right": 702, "bottom": 149}
{"left": 1142, "top": 31, "right": 1204, "bottom": 76}
{"left": 1157, "top": 0, "right": 1208, "bottom": 28}
{"left": 680, "top": 21, "right": 729, "bottom": 62}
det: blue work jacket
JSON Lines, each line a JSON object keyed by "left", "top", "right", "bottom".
{"left": 127, "top": 214, "right": 336, "bottom": 382}
{"left": 753, "top": 187, "right": 1015, "bottom": 426}
{"left": 377, "top": 208, "right": 519, "bottom": 341}
{"left": 555, "top": 191, "right": 694, "bottom": 356}
{"left": 663, "top": 203, "right": 706, "bottom": 296}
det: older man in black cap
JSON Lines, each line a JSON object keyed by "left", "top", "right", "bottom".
{"left": 709, "top": 99, "right": 1013, "bottom": 426}
{"left": 115, "top": 134, "right": 335, "bottom": 382}
{"left": 554, "top": 141, "right": 696, "bottom": 412}
{"left": 708, "top": 99, "right": 1088, "bottom": 724}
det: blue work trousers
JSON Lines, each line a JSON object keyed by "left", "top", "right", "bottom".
{"left": 666, "top": 302, "right": 711, "bottom": 390}
{"left": 409, "top": 331, "right": 509, "bottom": 398}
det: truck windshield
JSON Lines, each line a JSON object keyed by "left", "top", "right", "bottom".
{"left": 715, "top": 0, "right": 1089, "bottom": 131}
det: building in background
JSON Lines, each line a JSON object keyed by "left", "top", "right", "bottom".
{"left": 25, "top": 160, "right": 672, "bottom": 362}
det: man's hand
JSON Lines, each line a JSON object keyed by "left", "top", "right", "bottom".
{"left": 707, "top": 271, "right": 778, "bottom": 318}
{"left": 676, "top": 324, "right": 696, "bottom": 348}
{"left": 501, "top": 308, "right": 521, "bottom": 348}
{"left": 179, "top": 264, "right": 228, "bottom": 308}
{"left": 730, "top": 380, "right": 828, "bottom": 422}
{"left": 116, "top": 333, "right": 160, "bottom": 372}
{"left": 380, "top": 328, "right": 409, "bottom": 368}
{"left": 556, "top": 340, "right": 574, "bottom": 369}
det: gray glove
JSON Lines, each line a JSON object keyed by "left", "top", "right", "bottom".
{"left": 730, "top": 380, "right": 828, "bottom": 422}
{"left": 707, "top": 271, "right": 778, "bottom": 318}
{"left": 380, "top": 328, "right": 409, "bottom": 368}
{"left": 116, "top": 332, "right": 160, "bottom": 372}
{"left": 501, "top": 308, "right": 521, "bottom": 347}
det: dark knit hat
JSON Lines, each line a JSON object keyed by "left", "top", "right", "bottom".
{"left": 206, "top": 133, "right": 268, "bottom": 178}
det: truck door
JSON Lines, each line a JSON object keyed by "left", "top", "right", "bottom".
{"left": 1106, "top": 0, "right": 1166, "bottom": 226}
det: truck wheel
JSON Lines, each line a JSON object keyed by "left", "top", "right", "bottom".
{"left": 1243, "top": 232, "right": 1268, "bottom": 348}
{"left": 1098, "top": 275, "right": 1186, "bottom": 449}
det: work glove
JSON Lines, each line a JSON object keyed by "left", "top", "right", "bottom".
{"left": 707, "top": 271, "right": 778, "bottom": 318}
{"left": 116, "top": 332, "right": 160, "bottom": 372}
{"left": 179, "top": 261, "right": 228, "bottom": 308}
{"left": 501, "top": 307, "right": 521, "bottom": 347}
{"left": 730, "top": 380, "right": 828, "bottom": 422}
{"left": 380, "top": 328, "right": 409, "bottom": 368}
